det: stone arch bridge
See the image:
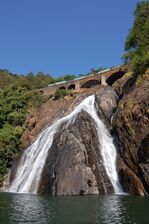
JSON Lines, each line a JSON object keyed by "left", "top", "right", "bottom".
{"left": 47, "top": 65, "right": 128, "bottom": 91}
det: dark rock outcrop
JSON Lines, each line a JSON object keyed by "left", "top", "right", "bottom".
{"left": 113, "top": 74, "right": 149, "bottom": 195}
{"left": 38, "top": 111, "right": 113, "bottom": 195}
{"left": 95, "top": 86, "right": 118, "bottom": 121}
{"left": 112, "top": 71, "right": 135, "bottom": 99}
{"left": 118, "top": 157, "right": 146, "bottom": 195}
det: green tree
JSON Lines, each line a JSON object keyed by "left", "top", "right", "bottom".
{"left": 0, "top": 71, "right": 49, "bottom": 183}
{"left": 123, "top": 0, "right": 149, "bottom": 74}
{"left": 63, "top": 74, "right": 76, "bottom": 81}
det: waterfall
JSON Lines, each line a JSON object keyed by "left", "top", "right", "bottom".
{"left": 9, "top": 95, "right": 122, "bottom": 194}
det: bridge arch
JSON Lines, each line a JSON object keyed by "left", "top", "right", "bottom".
{"left": 68, "top": 84, "right": 75, "bottom": 90}
{"left": 81, "top": 79, "right": 100, "bottom": 88}
{"left": 58, "top": 86, "right": 66, "bottom": 90}
{"left": 106, "top": 71, "right": 126, "bottom": 86}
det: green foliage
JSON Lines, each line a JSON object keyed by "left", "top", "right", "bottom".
{"left": 49, "top": 74, "right": 77, "bottom": 83}
{"left": 0, "top": 70, "right": 18, "bottom": 88}
{"left": 63, "top": 74, "right": 77, "bottom": 81}
{"left": 0, "top": 70, "right": 49, "bottom": 183}
{"left": 50, "top": 77, "right": 64, "bottom": 84}
{"left": 27, "top": 90, "right": 48, "bottom": 107}
{"left": 7, "top": 112, "right": 26, "bottom": 126}
{"left": 0, "top": 124, "right": 23, "bottom": 180}
{"left": 54, "top": 89, "right": 70, "bottom": 99}
{"left": 123, "top": 0, "right": 149, "bottom": 74}
{"left": 24, "top": 72, "right": 53, "bottom": 89}
{"left": 0, "top": 69, "right": 53, "bottom": 91}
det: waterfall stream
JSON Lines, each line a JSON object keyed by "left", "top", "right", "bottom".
{"left": 9, "top": 95, "right": 122, "bottom": 194}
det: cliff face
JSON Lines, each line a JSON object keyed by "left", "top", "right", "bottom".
{"left": 38, "top": 111, "right": 113, "bottom": 195}
{"left": 9, "top": 72, "right": 149, "bottom": 196}
{"left": 21, "top": 87, "right": 99, "bottom": 148}
{"left": 113, "top": 74, "right": 149, "bottom": 195}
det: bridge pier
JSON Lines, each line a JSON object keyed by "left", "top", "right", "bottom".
{"left": 75, "top": 81, "right": 80, "bottom": 90}
{"left": 101, "top": 75, "right": 107, "bottom": 86}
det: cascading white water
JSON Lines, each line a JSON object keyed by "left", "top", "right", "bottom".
{"left": 9, "top": 95, "right": 122, "bottom": 194}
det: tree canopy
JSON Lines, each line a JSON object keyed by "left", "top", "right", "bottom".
{"left": 0, "top": 70, "right": 49, "bottom": 183}
{"left": 123, "top": 0, "right": 149, "bottom": 74}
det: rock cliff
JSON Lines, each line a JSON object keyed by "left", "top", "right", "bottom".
{"left": 8, "top": 72, "right": 149, "bottom": 196}
{"left": 112, "top": 74, "right": 149, "bottom": 195}
{"left": 38, "top": 111, "right": 113, "bottom": 195}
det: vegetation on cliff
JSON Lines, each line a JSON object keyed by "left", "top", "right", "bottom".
{"left": 54, "top": 89, "right": 70, "bottom": 100}
{"left": 0, "top": 70, "right": 50, "bottom": 183}
{"left": 123, "top": 0, "right": 149, "bottom": 74}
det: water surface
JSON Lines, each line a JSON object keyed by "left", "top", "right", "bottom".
{"left": 0, "top": 193, "right": 149, "bottom": 224}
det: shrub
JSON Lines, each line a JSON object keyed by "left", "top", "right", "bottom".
{"left": 7, "top": 112, "right": 26, "bottom": 126}
{"left": 0, "top": 75, "right": 48, "bottom": 183}
{"left": 54, "top": 89, "right": 70, "bottom": 99}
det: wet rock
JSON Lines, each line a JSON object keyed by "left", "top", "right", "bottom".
{"left": 138, "top": 134, "right": 149, "bottom": 163}
{"left": 95, "top": 86, "right": 118, "bottom": 121}
{"left": 38, "top": 111, "right": 113, "bottom": 195}
{"left": 138, "top": 134, "right": 149, "bottom": 192}
{"left": 118, "top": 158, "right": 146, "bottom": 195}
{"left": 21, "top": 97, "right": 75, "bottom": 147}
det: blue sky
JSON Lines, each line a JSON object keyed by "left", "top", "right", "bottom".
{"left": 0, "top": 0, "right": 138, "bottom": 77}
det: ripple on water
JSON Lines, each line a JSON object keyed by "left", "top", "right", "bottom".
{"left": 0, "top": 193, "right": 149, "bottom": 224}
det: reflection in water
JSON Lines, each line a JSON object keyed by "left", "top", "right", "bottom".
{"left": 0, "top": 193, "right": 149, "bottom": 224}
{"left": 9, "top": 194, "right": 55, "bottom": 224}
{"left": 95, "top": 196, "right": 135, "bottom": 224}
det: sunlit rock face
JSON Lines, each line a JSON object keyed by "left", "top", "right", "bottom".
{"left": 95, "top": 86, "right": 118, "bottom": 121}
{"left": 38, "top": 111, "right": 113, "bottom": 195}
{"left": 113, "top": 75, "right": 149, "bottom": 195}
